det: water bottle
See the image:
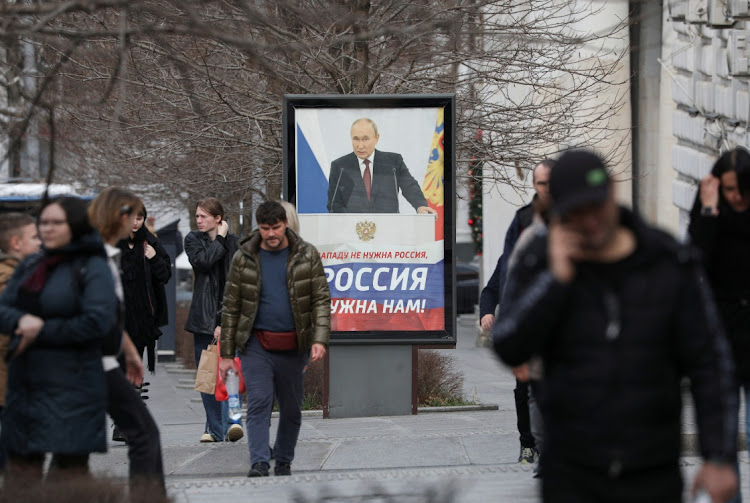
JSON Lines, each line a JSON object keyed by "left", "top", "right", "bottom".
{"left": 226, "top": 369, "right": 242, "bottom": 423}
{"left": 693, "top": 489, "right": 711, "bottom": 503}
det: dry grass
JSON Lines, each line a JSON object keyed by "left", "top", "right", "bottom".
{"left": 302, "top": 358, "right": 325, "bottom": 410}
{"left": 417, "top": 350, "right": 467, "bottom": 407}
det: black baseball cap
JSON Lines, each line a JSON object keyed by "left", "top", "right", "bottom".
{"left": 549, "top": 150, "right": 611, "bottom": 215}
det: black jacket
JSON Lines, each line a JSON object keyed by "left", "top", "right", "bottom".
{"left": 327, "top": 150, "right": 428, "bottom": 213}
{"left": 688, "top": 193, "right": 750, "bottom": 380}
{"left": 184, "top": 230, "right": 239, "bottom": 335}
{"left": 479, "top": 201, "right": 534, "bottom": 318}
{"left": 117, "top": 227, "right": 171, "bottom": 337}
{"left": 493, "top": 208, "right": 737, "bottom": 473}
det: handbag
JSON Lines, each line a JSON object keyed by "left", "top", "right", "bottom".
{"left": 193, "top": 343, "right": 218, "bottom": 394}
{"left": 215, "top": 340, "right": 246, "bottom": 401}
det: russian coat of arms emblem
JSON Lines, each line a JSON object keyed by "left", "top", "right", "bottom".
{"left": 356, "top": 220, "right": 376, "bottom": 241}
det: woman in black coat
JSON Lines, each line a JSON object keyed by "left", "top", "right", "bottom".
{"left": 689, "top": 148, "right": 750, "bottom": 382}
{"left": 117, "top": 203, "right": 171, "bottom": 373}
{"left": 0, "top": 197, "right": 117, "bottom": 480}
{"left": 688, "top": 147, "right": 750, "bottom": 503}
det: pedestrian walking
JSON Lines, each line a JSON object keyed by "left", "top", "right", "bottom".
{"left": 219, "top": 200, "right": 330, "bottom": 477}
{"left": 88, "top": 188, "right": 166, "bottom": 496}
{"left": 184, "top": 197, "right": 243, "bottom": 443}
{"left": 688, "top": 146, "right": 750, "bottom": 503}
{"left": 493, "top": 149, "right": 738, "bottom": 503}
{"left": 0, "top": 197, "right": 117, "bottom": 483}
{"left": 502, "top": 187, "right": 552, "bottom": 477}
{"left": 480, "top": 159, "right": 553, "bottom": 464}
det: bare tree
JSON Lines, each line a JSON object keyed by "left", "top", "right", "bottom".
{"left": 0, "top": 0, "right": 630, "bottom": 222}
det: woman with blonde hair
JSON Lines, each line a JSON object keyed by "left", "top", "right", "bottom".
{"left": 279, "top": 200, "right": 300, "bottom": 234}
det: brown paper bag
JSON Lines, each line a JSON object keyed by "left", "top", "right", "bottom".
{"left": 194, "top": 344, "right": 218, "bottom": 394}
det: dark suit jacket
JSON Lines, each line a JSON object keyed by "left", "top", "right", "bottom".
{"left": 327, "top": 150, "right": 428, "bottom": 213}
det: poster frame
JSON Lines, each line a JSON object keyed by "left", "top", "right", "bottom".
{"left": 282, "top": 94, "right": 456, "bottom": 346}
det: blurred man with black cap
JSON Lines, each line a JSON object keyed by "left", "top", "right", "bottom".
{"left": 493, "top": 149, "right": 738, "bottom": 503}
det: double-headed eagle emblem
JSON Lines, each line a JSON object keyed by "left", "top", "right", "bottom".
{"left": 356, "top": 220, "right": 376, "bottom": 241}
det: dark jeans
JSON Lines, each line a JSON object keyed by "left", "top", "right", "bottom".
{"left": 514, "top": 379, "right": 535, "bottom": 449}
{"left": 240, "top": 335, "right": 308, "bottom": 466}
{"left": 543, "top": 459, "right": 682, "bottom": 503}
{"left": 107, "top": 367, "right": 165, "bottom": 495}
{"left": 193, "top": 333, "right": 229, "bottom": 440}
{"left": 528, "top": 379, "right": 544, "bottom": 456}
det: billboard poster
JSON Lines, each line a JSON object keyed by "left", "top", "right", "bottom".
{"left": 283, "top": 95, "right": 455, "bottom": 344}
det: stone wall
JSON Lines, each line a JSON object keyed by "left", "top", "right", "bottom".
{"left": 666, "top": 0, "right": 750, "bottom": 236}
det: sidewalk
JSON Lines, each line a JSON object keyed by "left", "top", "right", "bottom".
{"left": 88, "top": 314, "right": 749, "bottom": 502}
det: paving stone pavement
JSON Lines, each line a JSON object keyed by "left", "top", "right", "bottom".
{"left": 87, "top": 314, "right": 750, "bottom": 502}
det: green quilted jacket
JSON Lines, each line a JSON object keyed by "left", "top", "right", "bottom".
{"left": 220, "top": 228, "right": 330, "bottom": 357}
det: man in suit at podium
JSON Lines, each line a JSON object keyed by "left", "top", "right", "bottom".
{"left": 327, "top": 118, "right": 437, "bottom": 214}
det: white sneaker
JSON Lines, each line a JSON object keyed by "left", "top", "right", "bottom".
{"left": 200, "top": 432, "right": 216, "bottom": 443}
{"left": 227, "top": 423, "right": 244, "bottom": 442}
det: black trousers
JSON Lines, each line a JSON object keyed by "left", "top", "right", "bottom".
{"left": 514, "top": 379, "right": 535, "bottom": 449}
{"left": 106, "top": 367, "right": 165, "bottom": 496}
{"left": 542, "top": 459, "right": 682, "bottom": 503}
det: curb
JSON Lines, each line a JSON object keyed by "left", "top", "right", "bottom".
{"left": 418, "top": 403, "right": 499, "bottom": 413}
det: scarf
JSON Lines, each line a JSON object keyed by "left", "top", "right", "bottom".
{"left": 15, "top": 255, "right": 68, "bottom": 316}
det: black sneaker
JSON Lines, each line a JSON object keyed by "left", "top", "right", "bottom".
{"left": 518, "top": 446, "right": 536, "bottom": 464}
{"left": 248, "top": 462, "right": 269, "bottom": 477}
{"left": 274, "top": 462, "right": 291, "bottom": 476}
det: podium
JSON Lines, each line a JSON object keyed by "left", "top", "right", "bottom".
{"left": 298, "top": 212, "right": 439, "bottom": 417}
{"left": 298, "top": 213, "right": 436, "bottom": 245}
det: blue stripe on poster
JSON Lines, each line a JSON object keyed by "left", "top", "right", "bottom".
{"left": 323, "top": 260, "right": 445, "bottom": 309}
{"left": 296, "top": 125, "right": 329, "bottom": 213}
